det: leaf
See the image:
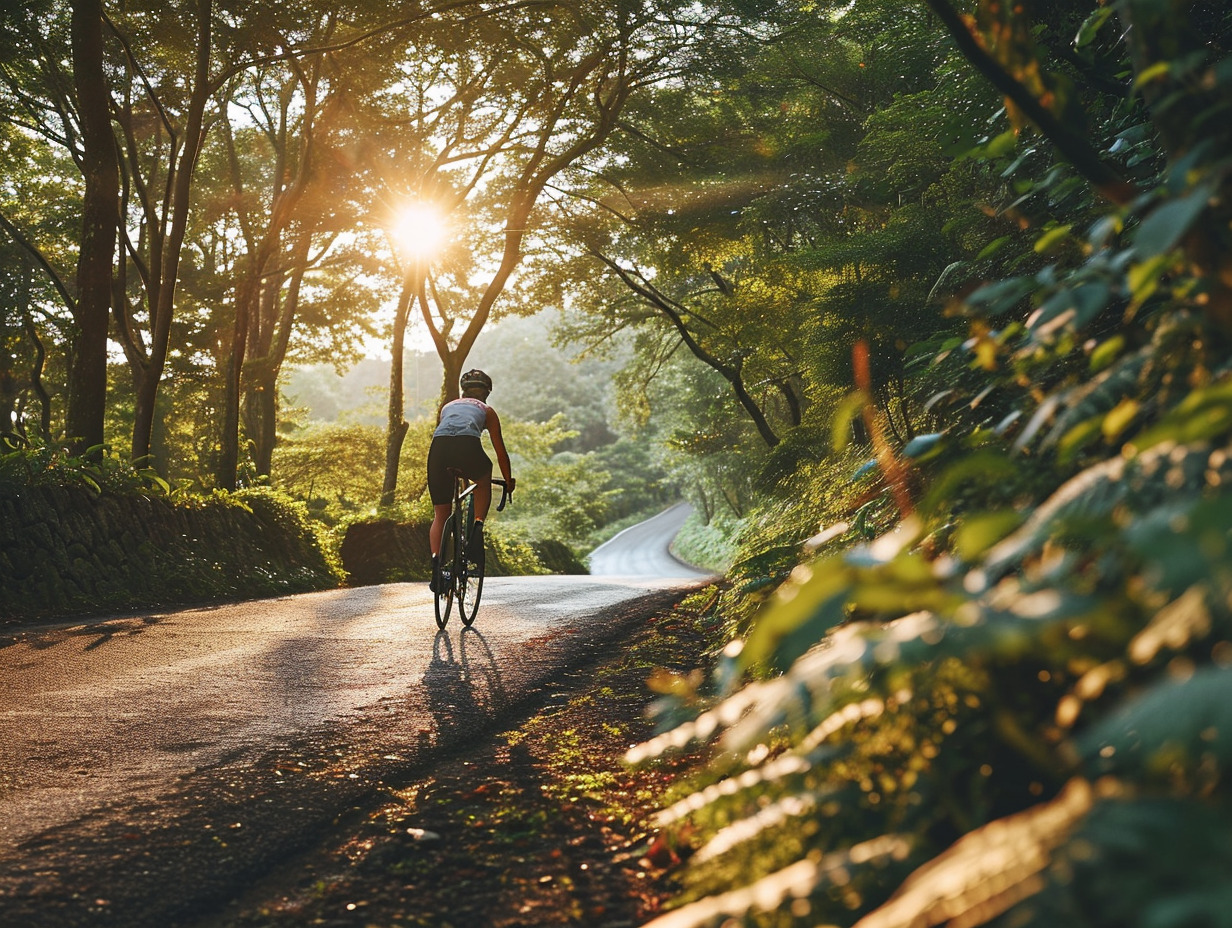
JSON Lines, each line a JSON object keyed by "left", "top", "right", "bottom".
{"left": 738, "top": 553, "right": 853, "bottom": 673}
{"left": 1027, "top": 281, "right": 1112, "bottom": 341}
{"left": 1089, "top": 334, "right": 1126, "bottom": 373}
{"left": 954, "top": 511, "right": 1025, "bottom": 561}
{"left": 1127, "top": 253, "right": 1172, "bottom": 306}
{"left": 1074, "top": 6, "right": 1114, "bottom": 47}
{"left": 969, "top": 129, "right": 1019, "bottom": 160}
{"left": 902, "top": 433, "right": 944, "bottom": 459}
{"left": 1133, "top": 60, "right": 1172, "bottom": 88}
{"left": 1079, "top": 667, "right": 1232, "bottom": 776}
{"left": 1215, "top": 56, "right": 1232, "bottom": 87}
{"left": 852, "top": 459, "right": 879, "bottom": 480}
{"left": 1128, "top": 378, "right": 1232, "bottom": 452}
{"left": 1034, "top": 224, "right": 1072, "bottom": 254}
{"left": 1087, "top": 213, "right": 1123, "bottom": 249}
{"left": 1055, "top": 416, "right": 1104, "bottom": 462}
{"left": 966, "top": 277, "right": 1036, "bottom": 316}
{"left": 1133, "top": 183, "right": 1214, "bottom": 259}
{"left": 1101, "top": 398, "right": 1140, "bottom": 442}
{"left": 976, "top": 235, "right": 1011, "bottom": 260}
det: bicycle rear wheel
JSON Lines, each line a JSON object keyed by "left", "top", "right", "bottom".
{"left": 434, "top": 515, "right": 459, "bottom": 629}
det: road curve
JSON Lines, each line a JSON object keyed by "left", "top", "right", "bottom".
{"left": 588, "top": 502, "right": 716, "bottom": 580}
{"left": 0, "top": 508, "right": 710, "bottom": 927}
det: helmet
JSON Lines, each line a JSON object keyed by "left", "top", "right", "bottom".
{"left": 460, "top": 369, "right": 492, "bottom": 392}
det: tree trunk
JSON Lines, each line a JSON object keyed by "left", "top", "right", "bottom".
{"left": 381, "top": 271, "right": 416, "bottom": 506}
{"left": 246, "top": 371, "right": 278, "bottom": 478}
{"left": 67, "top": 0, "right": 119, "bottom": 457}
{"left": 247, "top": 237, "right": 312, "bottom": 478}
{"left": 216, "top": 275, "right": 253, "bottom": 490}
{"left": 17, "top": 258, "right": 52, "bottom": 440}
{"left": 438, "top": 351, "right": 464, "bottom": 410}
{"left": 776, "top": 379, "right": 802, "bottom": 427}
{"left": 0, "top": 260, "right": 23, "bottom": 433}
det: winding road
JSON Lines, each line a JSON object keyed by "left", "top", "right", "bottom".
{"left": 0, "top": 506, "right": 712, "bottom": 927}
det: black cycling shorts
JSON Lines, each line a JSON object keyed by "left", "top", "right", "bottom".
{"left": 427, "top": 435, "right": 492, "bottom": 505}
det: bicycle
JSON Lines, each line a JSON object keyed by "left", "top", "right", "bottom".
{"left": 434, "top": 471, "right": 511, "bottom": 629}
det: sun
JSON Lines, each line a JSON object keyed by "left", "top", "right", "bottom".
{"left": 390, "top": 202, "right": 447, "bottom": 258}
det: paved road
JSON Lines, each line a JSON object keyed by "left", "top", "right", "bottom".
{"left": 588, "top": 503, "right": 715, "bottom": 579}
{"left": 0, "top": 507, "right": 709, "bottom": 926}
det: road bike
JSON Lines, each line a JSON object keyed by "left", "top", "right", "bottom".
{"left": 434, "top": 472, "right": 511, "bottom": 629}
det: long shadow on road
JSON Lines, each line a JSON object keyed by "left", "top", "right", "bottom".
{"left": 0, "top": 586, "right": 693, "bottom": 928}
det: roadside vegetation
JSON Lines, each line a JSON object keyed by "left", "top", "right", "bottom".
{"left": 607, "top": 5, "right": 1232, "bottom": 928}
{"left": 5, "top": 1, "right": 1232, "bottom": 926}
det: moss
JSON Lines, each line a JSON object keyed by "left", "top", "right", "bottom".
{"left": 0, "top": 484, "right": 344, "bottom": 624}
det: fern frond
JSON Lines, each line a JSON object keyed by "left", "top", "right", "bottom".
{"left": 641, "top": 835, "right": 911, "bottom": 928}
{"left": 1079, "top": 665, "right": 1232, "bottom": 778}
{"left": 851, "top": 778, "right": 1101, "bottom": 928}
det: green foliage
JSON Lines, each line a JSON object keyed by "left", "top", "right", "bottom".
{"left": 671, "top": 508, "right": 743, "bottom": 575}
{"left": 628, "top": 3, "right": 1232, "bottom": 927}
{"left": 0, "top": 438, "right": 189, "bottom": 497}
{"left": 495, "top": 414, "right": 621, "bottom": 553}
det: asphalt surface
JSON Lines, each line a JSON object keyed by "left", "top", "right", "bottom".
{"left": 0, "top": 508, "right": 712, "bottom": 927}
{"left": 587, "top": 503, "right": 714, "bottom": 580}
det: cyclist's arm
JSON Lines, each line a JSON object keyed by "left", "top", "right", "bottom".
{"left": 485, "top": 407, "right": 515, "bottom": 489}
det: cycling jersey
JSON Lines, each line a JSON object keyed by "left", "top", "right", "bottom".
{"left": 433, "top": 398, "right": 488, "bottom": 438}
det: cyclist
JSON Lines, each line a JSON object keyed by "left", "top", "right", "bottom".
{"left": 427, "top": 369, "right": 515, "bottom": 591}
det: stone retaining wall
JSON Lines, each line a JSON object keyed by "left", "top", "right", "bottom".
{"left": 338, "top": 521, "right": 587, "bottom": 586}
{"left": 0, "top": 486, "right": 342, "bottom": 624}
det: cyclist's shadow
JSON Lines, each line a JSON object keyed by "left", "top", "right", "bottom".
{"left": 422, "top": 628, "right": 507, "bottom": 737}
{"left": 459, "top": 626, "right": 507, "bottom": 715}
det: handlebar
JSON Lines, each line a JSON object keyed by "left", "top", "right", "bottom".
{"left": 448, "top": 468, "right": 514, "bottom": 510}
{"left": 493, "top": 478, "right": 513, "bottom": 511}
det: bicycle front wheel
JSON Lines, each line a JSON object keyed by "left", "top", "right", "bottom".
{"left": 435, "top": 515, "right": 459, "bottom": 629}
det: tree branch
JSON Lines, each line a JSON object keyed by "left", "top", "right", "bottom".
{"left": 0, "top": 210, "right": 75, "bottom": 313}
{"left": 921, "top": 0, "right": 1137, "bottom": 206}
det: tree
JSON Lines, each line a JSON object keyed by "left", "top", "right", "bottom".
{"left": 64, "top": 0, "right": 120, "bottom": 456}
{"left": 0, "top": 125, "right": 77, "bottom": 442}
{"left": 372, "top": 0, "right": 731, "bottom": 502}
{"left": 213, "top": 9, "right": 340, "bottom": 487}
{"left": 0, "top": 1, "right": 113, "bottom": 453}
{"left": 105, "top": 0, "right": 215, "bottom": 468}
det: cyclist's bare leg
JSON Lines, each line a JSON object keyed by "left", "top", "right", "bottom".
{"left": 430, "top": 504, "right": 452, "bottom": 555}
{"left": 473, "top": 478, "right": 492, "bottom": 522}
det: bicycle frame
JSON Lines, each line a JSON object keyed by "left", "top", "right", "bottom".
{"left": 451, "top": 476, "right": 511, "bottom": 512}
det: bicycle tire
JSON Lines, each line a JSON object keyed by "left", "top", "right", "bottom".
{"left": 435, "top": 515, "right": 458, "bottom": 629}
{"left": 457, "top": 495, "right": 483, "bottom": 626}
{"left": 460, "top": 549, "right": 484, "bottom": 626}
